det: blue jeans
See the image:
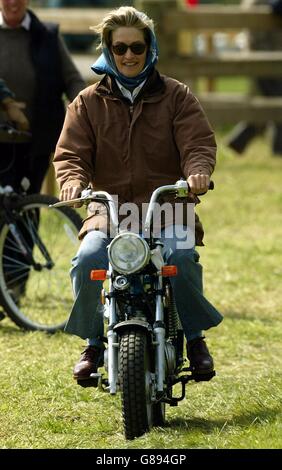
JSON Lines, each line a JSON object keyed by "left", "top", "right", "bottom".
{"left": 66, "top": 229, "right": 223, "bottom": 347}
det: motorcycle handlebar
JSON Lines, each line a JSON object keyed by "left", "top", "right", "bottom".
{"left": 143, "top": 179, "right": 214, "bottom": 232}
{"left": 50, "top": 179, "right": 215, "bottom": 234}
{"left": 50, "top": 180, "right": 214, "bottom": 207}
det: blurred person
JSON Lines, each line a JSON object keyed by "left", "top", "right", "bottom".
{"left": 0, "top": 0, "right": 85, "bottom": 193}
{"left": 226, "top": 0, "right": 282, "bottom": 156}
{"left": 53, "top": 6, "right": 223, "bottom": 384}
{"left": 271, "top": 0, "right": 282, "bottom": 13}
{"left": 0, "top": 78, "right": 29, "bottom": 131}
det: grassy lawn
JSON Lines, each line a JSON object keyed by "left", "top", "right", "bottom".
{"left": 0, "top": 134, "right": 281, "bottom": 449}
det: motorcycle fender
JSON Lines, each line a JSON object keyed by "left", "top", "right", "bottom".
{"left": 113, "top": 319, "right": 152, "bottom": 339}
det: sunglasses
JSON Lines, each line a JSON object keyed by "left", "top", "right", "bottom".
{"left": 111, "top": 42, "right": 147, "bottom": 56}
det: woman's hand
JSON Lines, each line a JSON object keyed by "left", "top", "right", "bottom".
{"left": 187, "top": 174, "right": 210, "bottom": 194}
{"left": 60, "top": 185, "right": 83, "bottom": 208}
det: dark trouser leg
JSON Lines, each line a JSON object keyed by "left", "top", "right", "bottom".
{"left": 226, "top": 122, "right": 261, "bottom": 154}
{"left": 0, "top": 143, "right": 30, "bottom": 190}
{"left": 27, "top": 153, "right": 51, "bottom": 194}
{"left": 0, "top": 143, "right": 31, "bottom": 293}
{"left": 272, "top": 124, "right": 282, "bottom": 155}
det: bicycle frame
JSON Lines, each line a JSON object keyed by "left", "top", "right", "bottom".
{"left": 0, "top": 186, "right": 53, "bottom": 271}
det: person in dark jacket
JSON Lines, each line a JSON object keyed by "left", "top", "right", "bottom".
{"left": 53, "top": 6, "right": 223, "bottom": 384}
{"left": 0, "top": 0, "right": 85, "bottom": 193}
{"left": 271, "top": 0, "right": 282, "bottom": 13}
{"left": 226, "top": 0, "right": 282, "bottom": 155}
{"left": 0, "top": 78, "right": 29, "bottom": 131}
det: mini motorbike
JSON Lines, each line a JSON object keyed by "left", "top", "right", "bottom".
{"left": 53, "top": 179, "right": 215, "bottom": 440}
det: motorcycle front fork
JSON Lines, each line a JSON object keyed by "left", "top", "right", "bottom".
{"left": 106, "top": 273, "right": 168, "bottom": 396}
{"left": 107, "top": 327, "right": 119, "bottom": 394}
{"left": 106, "top": 323, "right": 166, "bottom": 396}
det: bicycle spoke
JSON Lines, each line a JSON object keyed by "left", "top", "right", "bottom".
{"left": 0, "top": 195, "right": 81, "bottom": 331}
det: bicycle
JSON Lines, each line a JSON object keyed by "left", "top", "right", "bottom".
{"left": 0, "top": 124, "right": 82, "bottom": 332}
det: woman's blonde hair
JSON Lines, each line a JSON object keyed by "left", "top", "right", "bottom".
{"left": 91, "top": 6, "right": 155, "bottom": 50}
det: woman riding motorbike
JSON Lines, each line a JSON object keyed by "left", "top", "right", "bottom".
{"left": 53, "top": 5, "right": 223, "bottom": 384}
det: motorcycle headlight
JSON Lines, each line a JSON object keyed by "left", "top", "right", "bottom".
{"left": 108, "top": 232, "right": 150, "bottom": 274}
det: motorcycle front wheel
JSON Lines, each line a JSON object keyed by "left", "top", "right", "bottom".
{"left": 120, "top": 329, "right": 162, "bottom": 440}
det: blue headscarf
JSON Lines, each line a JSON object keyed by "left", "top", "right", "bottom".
{"left": 91, "top": 26, "right": 158, "bottom": 89}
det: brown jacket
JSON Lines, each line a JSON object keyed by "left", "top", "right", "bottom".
{"left": 53, "top": 70, "right": 216, "bottom": 245}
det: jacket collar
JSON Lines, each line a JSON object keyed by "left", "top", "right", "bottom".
{"left": 0, "top": 11, "right": 31, "bottom": 30}
{"left": 95, "top": 68, "right": 166, "bottom": 103}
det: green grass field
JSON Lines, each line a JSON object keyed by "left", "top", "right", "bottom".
{"left": 0, "top": 134, "right": 281, "bottom": 449}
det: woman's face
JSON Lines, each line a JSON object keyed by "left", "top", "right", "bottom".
{"left": 0, "top": 0, "right": 28, "bottom": 28}
{"left": 111, "top": 27, "right": 148, "bottom": 78}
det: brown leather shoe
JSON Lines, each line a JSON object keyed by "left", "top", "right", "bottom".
{"left": 186, "top": 337, "right": 214, "bottom": 375}
{"left": 73, "top": 345, "right": 103, "bottom": 381}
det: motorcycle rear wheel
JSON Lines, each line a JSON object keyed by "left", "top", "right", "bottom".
{"left": 120, "top": 329, "right": 157, "bottom": 440}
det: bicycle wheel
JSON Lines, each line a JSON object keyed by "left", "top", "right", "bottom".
{"left": 0, "top": 194, "right": 82, "bottom": 332}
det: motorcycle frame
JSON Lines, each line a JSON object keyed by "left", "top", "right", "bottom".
{"left": 104, "top": 181, "right": 190, "bottom": 395}
{"left": 51, "top": 179, "right": 215, "bottom": 406}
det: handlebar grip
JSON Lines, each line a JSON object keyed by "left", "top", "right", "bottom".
{"left": 186, "top": 180, "right": 214, "bottom": 193}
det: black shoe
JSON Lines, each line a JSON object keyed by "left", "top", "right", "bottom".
{"left": 73, "top": 345, "right": 104, "bottom": 383}
{"left": 187, "top": 337, "right": 214, "bottom": 375}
